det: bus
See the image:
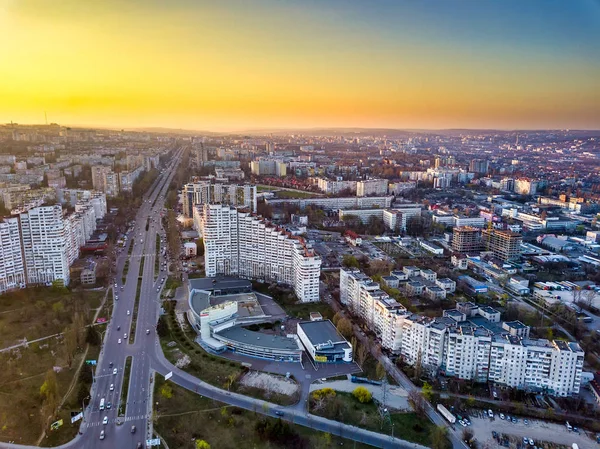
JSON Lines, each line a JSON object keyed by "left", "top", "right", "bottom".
{"left": 100, "top": 398, "right": 105, "bottom": 411}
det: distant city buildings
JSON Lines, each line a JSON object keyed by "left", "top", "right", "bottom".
{"left": 182, "top": 181, "right": 257, "bottom": 217}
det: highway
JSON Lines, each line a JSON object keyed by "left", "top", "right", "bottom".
{"left": 0, "top": 147, "right": 433, "bottom": 449}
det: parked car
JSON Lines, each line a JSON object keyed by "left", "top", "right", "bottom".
{"left": 499, "top": 413, "right": 505, "bottom": 420}
{"left": 487, "top": 409, "right": 494, "bottom": 418}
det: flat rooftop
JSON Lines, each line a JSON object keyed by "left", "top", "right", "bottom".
{"left": 298, "top": 319, "right": 346, "bottom": 345}
{"left": 189, "top": 276, "right": 252, "bottom": 293}
{"left": 216, "top": 325, "right": 301, "bottom": 351}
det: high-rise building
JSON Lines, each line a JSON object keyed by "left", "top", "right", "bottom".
{"left": 451, "top": 226, "right": 483, "bottom": 253}
{"left": 196, "top": 204, "right": 321, "bottom": 302}
{"left": 182, "top": 182, "right": 257, "bottom": 217}
{"left": 481, "top": 228, "right": 522, "bottom": 261}
{"left": 514, "top": 178, "right": 538, "bottom": 195}
{"left": 469, "top": 159, "right": 489, "bottom": 174}
{"left": 19, "top": 205, "right": 71, "bottom": 286}
{"left": 0, "top": 217, "right": 26, "bottom": 293}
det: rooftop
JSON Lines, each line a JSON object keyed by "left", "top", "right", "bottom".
{"left": 216, "top": 326, "right": 301, "bottom": 351}
{"left": 298, "top": 319, "right": 347, "bottom": 345}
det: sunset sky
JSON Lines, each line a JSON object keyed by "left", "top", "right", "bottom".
{"left": 1, "top": 0, "right": 599, "bottom": 131}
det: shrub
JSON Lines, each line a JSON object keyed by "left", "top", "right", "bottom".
{"left": 352, "top": 386, "right": 372, "bottom": 403}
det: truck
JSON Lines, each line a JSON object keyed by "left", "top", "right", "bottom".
{"left": 437, "top": 403, "right": 456, "bottom": 424}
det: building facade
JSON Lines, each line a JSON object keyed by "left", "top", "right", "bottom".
{"left": 196, "top": 204, "right": 321, "bottom": 302}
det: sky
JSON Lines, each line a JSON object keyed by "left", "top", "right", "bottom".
{"left": 1, "top": 0, "right": 599, "bottom": 131}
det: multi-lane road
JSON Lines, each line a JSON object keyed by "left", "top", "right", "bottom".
{"left": 0, "top": 148, "right": 444, "bottom": 449}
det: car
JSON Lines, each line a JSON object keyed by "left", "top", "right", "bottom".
{"left": 157, "top": 288, "right": 160, "bottom": 292}
{"left": 505, "top": 415, "right": 511, "bottom": 421}
{"left": 499, "top": 413, "right": 505, "bottom": 420}
{"left": 146, "top": 329, "right": 150, "bottom": 335}
{"left": 118, "top": 338, "right": 122, "bottom": 344}
{"left": 464, "top": 418, "right": 471, "bottom": 426}
{"left": 136, "top": 443, "right": 143, "bottom": 449}
{"left": 131, "top": 425, "right": 136, "bottom": 434}
{"left": 124, "top": 333, "right": 128, "bottom": 339}
{"left": 109, "top": 361, "right": 113, "bottom": 367}
{"left": 528, "top": 438, "right": 534, "bottom": 446}
{"left": 573, "top": 426, "right": 579, "bottom": 433}
{"left": 114, "top": 283, "right": 117, "bottom": 288}
{"left": 127, "top": 310, "right": 131, "bottom": 315}
{"left": 103, "top": 416, "right": 108, "bottom": 425}
{"left": 109, "top": 384, "right": 114, "bottom": 391}
{"left": 524, "top": 419, "right": 529, "bottom": 425}
{"left": 488, "top": 409, "right": 494, "bottom": 418}
{"left": 120, "top": 286, "right": 124, "bottom": 290}
{"left": 113, "top": 368, "right": 118, "bottom": 375}
{"left": 117, "top": 326, "right": 121, "bottom": 331}
{"left": 99, "top": 430, "right": 105, "bottom": 440}
{"left": 115, "top": 295, "right": 119, "bottom": 301}
{"left": 274, "top": 411, "right": 284, "bottom": 417}
{"left": 512, "top": 417, "right": 517, "bottom": 424}
{"left": 492, "top": 431, "right": 498, "bottom": 438}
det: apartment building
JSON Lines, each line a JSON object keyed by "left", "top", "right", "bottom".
{"left": 250, "top": 159, "right": 287, "bottom": 177}
{"left": 316, "top": 178, "right": 357, "bottom": 194}
{"left": 183, "top": 181, "right": 257, "bottom": 217}
{"left": 265, "top": 195, "right": 393, "bottom": 211}
{"left": 340, "top": 269, "right": 584, "bottom": 396}
{"left": 452, "top": 226, "right": 483, "bottom": 253}
{"left": 357, "top": 178, "right": 389, "bottom": 197}
{"left": 481, "top": 228, "right": 522, "bottom": 262}
{"left": 0, "top": 217, "right": 26, "bottom": 293}
{"left": 196, "top": 204, "right": 321, "bottom": 302}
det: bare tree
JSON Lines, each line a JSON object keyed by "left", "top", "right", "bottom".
{"left": 408, "top": 390, "right": 426, "bottom": 417}
{"left": 356, "top": 344, "right": 369, "bottom": 368}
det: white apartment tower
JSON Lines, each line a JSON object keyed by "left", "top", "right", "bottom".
{"left": 0, "top": 217, "right": 26, "bottom": 293}
{"left": 197, "top": 204, "right": 321, "bottom": 302}
{"left": 19, "top": 205, "right": 71, "bottom": 286}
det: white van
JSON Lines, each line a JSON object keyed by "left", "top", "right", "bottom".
{"left": 100, "top": 398, "right": 105, "bottom": 410}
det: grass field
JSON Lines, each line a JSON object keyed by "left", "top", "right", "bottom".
{"left": 153, "top": 375, "right": 376, "bottom": 449}
{"left": 310, "top": 390, "right": 440, "bottom": 447}
{"left": 0, "top": 287, "right": 106, "bottom": 445}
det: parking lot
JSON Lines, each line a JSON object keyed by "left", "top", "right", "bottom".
{"left": 467, "top": 410, "right": 595, "bottom": 448}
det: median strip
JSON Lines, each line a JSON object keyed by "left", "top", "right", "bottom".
{"left": 118, "top": 356, "right": 132, "bottom": 417}
{"left": 129, "top": 256, "right": 144, "bottom": 345}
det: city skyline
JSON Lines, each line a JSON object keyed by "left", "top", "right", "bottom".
{"left": 1, "top": 0, "right": 600, "bottom": 131}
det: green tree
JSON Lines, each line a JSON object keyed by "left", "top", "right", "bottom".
{"left": 342, "top": 254, "right": 360, "bottom": 269}
{"left": 156, "top": 316, "right": 168, "bottom": 338}
{"left": 195, "top": 440, "right": 211, "bottom": 449}
{"left": 430, "top": 425, "right": 450, "bottom": 449}
{"left": 376, "top": 361, "right": 386, "bottom": 380}
{"left": 352, "top": 386, "right": 372, "bottom": 403}
{"left": 160, "top": 383, "right": 173, "bottom": 399}
{"left": 421, "top": 382, "right": 433, "bottom": 402}
{"left": 336, "top": 318, "right": 353, "bottom": 339}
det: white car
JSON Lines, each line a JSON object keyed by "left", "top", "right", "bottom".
{"left": 113, "top": 368, "right": 118, "bottom": 375}
{"left": 114, "top": 295, "right": 119, "bottom": 300}
{"left": 114, "top": 283, "right": 117, "bottom": 288}
{"left": 124, "top": 333, "right": 128, "bottom": 339}
{"left": 99, "top": 430, "right": 105, "bottom": 440}
{"left": 109, "top": 384, "right": 114, "bottom": 391}
{"left": 103, "top": 416, "right": 108, "bottom": 425}
{"left": 146, "top": 329, "right": 150, "bottom": 335}
{"left": 127, "top": 310, "right": 130, "bottom": 316}
{"left": 118, "top": 338, "right": 122, "bottom": 344}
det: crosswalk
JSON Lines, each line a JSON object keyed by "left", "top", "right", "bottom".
{"left": 83, "top": 414, "right": 148, "bottom": 428}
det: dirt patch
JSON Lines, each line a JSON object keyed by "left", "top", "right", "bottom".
{"left": 240, "top": 371, "right": 299, "bottom": 396}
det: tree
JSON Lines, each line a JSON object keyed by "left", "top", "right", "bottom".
{"left": 40, "top": 369, "right": 59, "bottom": 417}
{"left": 160, "top": 383, "right": 173, "bottom": 398}
{"left": 195, "top": 440, "right": 211, "bottom": 449}
{"left": 376, "top": 361, "right": 386, "bottom": 380}
{"left": 336, "top": 318, "right": 353, "bottom": 339}
{"left": 430, "top": 425, "right": 450, "bottom": 449}
{"left": 86, "top": 326, "right": 101, "bottom": 346}
{"left": 332, "top": 312, "right": 342, "bottom": 326}
{"left": 64, "top": 325, "right": 78, "bottom": 367}
{"left": 342, "top": 254, "right": 360, "bottom": 269}
{"left": 421, "top": 382, "right": 433, "bottom": 402}
{"left": 408, "top": 390, "right": 426, "bottom": 417}
{"left": 156, "top": 316, "right": 168, "bottom": 338}
{"left": 356, "top": 343, "right": 369, "bottom": 368}
{"left": 352, "top": 386, "right": 372, "bottom": 403}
